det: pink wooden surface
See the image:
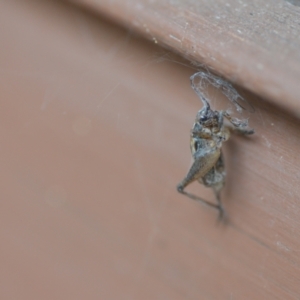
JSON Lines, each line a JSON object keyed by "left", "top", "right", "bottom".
{"left": 0, "top": 1, "right": 299, "bottom": 299}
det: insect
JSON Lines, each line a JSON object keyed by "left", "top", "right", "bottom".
{"left": 177, "top": 71, "right": 254, "bottom": 220}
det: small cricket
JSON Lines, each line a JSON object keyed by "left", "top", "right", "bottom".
{"left": 177, "top": 71, "right": 254, "bottom": 220}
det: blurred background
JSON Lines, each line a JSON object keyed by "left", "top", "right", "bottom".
{"left": 1, "top": 1, "right": 300, "bottom": 299}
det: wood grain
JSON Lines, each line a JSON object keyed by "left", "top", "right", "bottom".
{"left": 0, "top": 0, "right": 299, "bottom": 299}
{"left": 69, "top": 0, "right": 300, "bottom": 115}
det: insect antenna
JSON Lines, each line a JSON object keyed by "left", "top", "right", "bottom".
{"left": 190, "top": 72, "right": 211, "bottom": 110}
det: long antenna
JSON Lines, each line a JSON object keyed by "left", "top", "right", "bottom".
{"left": 190, "top": 72, "right": 210, "bottom": 110}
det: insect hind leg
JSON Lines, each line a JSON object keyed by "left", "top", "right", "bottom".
{"left": 202, "top": 154, "right": 226, "bottom": 220}
{"left": 177, "top": 148, "right": 223, "bottom": 215}
{"left": 177, "top": 184, "right": 222, "bottom": 211}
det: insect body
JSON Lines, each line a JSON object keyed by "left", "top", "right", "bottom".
{"left": 177, "top": 73, "right": 254, "bottom": 219}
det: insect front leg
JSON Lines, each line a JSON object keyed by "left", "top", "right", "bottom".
{"left": 229, "top": 126, "right": 254, "bottom": 135}
{"left": 222, "top": 111, "right": 254, "bottom": 135}
{"left": 177, "top": 148, "right": 223, "bottom": 214}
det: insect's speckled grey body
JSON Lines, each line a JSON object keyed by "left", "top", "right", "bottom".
{"left": 177, "top": 72, "right": 254, "bottom": 219}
